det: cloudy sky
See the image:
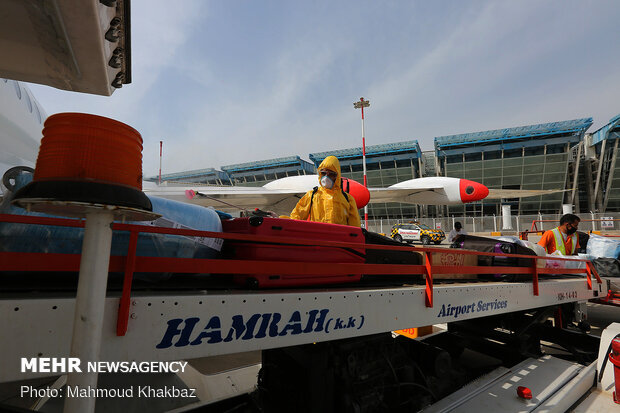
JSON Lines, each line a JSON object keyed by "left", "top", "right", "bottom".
{"left": 28, "top": 0, "right": 620, "bottom": 178}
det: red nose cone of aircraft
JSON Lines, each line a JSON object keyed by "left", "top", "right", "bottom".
{"left": 342, "top": 177, "right": 370, "bottom": 208}
{"left": 459, "top": 179, "right": 489, "bottom": 203}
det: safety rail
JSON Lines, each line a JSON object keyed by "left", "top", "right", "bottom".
{"left": 522, "top": 218, "right": 620, "bottom": 240}
{"left": 519, "top": 230, "right": 546, "bottom": 241}
{"left": 0, "top": 214, "right": 602, "bottom": 338}
{"left": 530, "top": 218, "right": 620, "bottom": 232}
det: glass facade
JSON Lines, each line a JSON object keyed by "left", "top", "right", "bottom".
{"left": 340, "top": 158, "right": 421, "bottom": 219}
{"left": 150, "top": 168, "right": 232, "bottom": 185}
{"left": 445, "top": 149, "right": 569, "bottom": 215}
{"left": 599, "top": 141, "right": 620, "bottom": 211}
{"left": 437, "top": 118, "right": 592, "bottom": 216}
{"left": 222, "top": 156, "right": 315, "bottom": 187}
{"left": 224, "top": 168, "right": 312, "bottom": 187}
{"left": 590, "top": 115, "right": 620, "bottom": 212}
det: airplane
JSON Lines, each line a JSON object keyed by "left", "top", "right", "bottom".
{"left": 143, "top": 175, "right": 491, "bottom": 215}
{"left": 143, "top": 174, "right": 563, "bottom": 216}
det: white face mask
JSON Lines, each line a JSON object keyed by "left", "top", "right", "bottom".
{"left": 320, "top": 175, "right": 334, "bottom": 189}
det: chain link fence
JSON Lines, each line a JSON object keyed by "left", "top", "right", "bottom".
{"left": 366, "top": 212, "right": 620, "bottom": 235}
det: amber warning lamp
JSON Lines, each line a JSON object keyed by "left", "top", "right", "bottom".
{"left": 13, "top": 112, "right": 156, "bottom": 220}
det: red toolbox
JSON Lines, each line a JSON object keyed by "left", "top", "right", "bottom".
{"left": 221, "top": 216, "right": 364, "bottom": 288}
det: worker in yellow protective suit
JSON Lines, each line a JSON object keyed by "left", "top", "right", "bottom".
{"left": 290, "top": 156, "right": 361, "bottom": 227}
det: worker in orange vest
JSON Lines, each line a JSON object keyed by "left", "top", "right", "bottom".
{"left": 537, "top": 213, "right": 580, "bottom": 255}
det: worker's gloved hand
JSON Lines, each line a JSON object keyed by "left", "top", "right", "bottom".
{"left": 251, "top": 208, "right": 278, "bottom": 218}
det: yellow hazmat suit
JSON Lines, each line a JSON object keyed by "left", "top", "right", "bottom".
{"left": 290, "top": 156, "right": 361, "bottom": 227}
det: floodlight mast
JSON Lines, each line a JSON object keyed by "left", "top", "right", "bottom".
{"left": 353, "top": 97, "right": 370, "bottom": 229}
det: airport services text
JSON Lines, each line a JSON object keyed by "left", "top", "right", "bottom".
{"left": 437, "top": 299, "right": 508, "bottom": 320}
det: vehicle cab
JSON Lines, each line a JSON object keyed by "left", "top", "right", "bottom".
{"left": 390, "top": 222, "right": 445, "bottom": 245}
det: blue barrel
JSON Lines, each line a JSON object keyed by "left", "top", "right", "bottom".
{"left": 0, "top": 171, "right": 223, "bottom": 260}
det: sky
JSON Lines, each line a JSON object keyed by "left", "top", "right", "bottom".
{"left": 28, "top": 0, "right": 620, "bottom": 178}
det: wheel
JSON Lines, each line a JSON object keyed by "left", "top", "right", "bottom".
{"left": 577, "top": 320, "right": 591, "bottom": 332}
{"left": 2, "top": 165, "right": 34, "bottom": 191}
{"left": 434, "top": 241, "right": 442, "bottom": 245}
{"left": 421, "top": 236, "right": 431, "bottom": 245}
{"left": 393, "top": 234, "right": 403, "bottom": 243}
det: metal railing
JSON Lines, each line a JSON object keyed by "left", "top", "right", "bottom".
{"left": 366, "top": 212, "right": 620, "bottom": 235}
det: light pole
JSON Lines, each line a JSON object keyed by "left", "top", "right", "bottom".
{"left": 353, "top": 97, "right": 370, "bottom": 229}
{"left": 159, "top": 140, "right": 163, "bottom": 185}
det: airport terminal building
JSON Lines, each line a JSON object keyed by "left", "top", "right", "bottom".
{"left": 221, "top": 156, "right": 315, "bottom": 187}
{"left": 152, "top": 114, "right": 620, "bottom": 220}
{"left": 435, "top": 118, "right": 592, "bottom": 216}
{"left": 154, "top": 156, "right": 314, "bottom": 187}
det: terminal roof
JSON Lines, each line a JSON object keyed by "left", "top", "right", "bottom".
{"left": 156, "top": 168, "right": 219, "bottom": 180}
{"left": 434, "top": 118, "right": 593, "bottom": 149}
{"left": 222, "top": 156, "right": 313, "bottom": 173}
{"left": 309, "top": 140, "right": 421, "bottom": 164}
{"left": 591, "top": 114, "right": 620, "bottom": 146}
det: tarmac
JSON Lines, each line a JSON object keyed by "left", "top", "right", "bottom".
{"left": 587, "top": 302, "right": 620, "bottom": 337}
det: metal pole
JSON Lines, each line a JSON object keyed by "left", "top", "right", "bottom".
{"left": 361, "top": 101, "right": 368, "bottom": 229}
{"left": 538, "top": 212, "right": 543, "bottom": 231}
{"left": 63, "top": 210, "right": 114, "bottom": 413}
{"left": 354, "top": 98, "right": 370, "bottom": 229}
{"left": 502, "top": 205, "right": 512, "bottom": 230}
{"left": 593, "top": 139, "right": 606, "bottom": 210}
{"left": 159, "top": 141, "right": 162, "bottom": 185}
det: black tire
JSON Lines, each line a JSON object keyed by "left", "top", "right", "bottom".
{"left": 393, "top": 234, "right": 403, "bottom": 243}
{"left": 2, "top": 165, "right": 35, "bottom": 191}
{"left": 421, "top": 236, "right": 431, "bottom": 245}
{"left": 434, "top": 241, "right": 442, "bottom": 245}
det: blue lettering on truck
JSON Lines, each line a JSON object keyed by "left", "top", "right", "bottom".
{"left": 156, "top": 309, "right": 366, "bottom": 349}
{"left": 437, "top": 299, "right": 508, "bottom": 320}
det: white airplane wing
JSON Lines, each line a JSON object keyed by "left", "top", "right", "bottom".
{"left": 369, "top": 177, "right": 489, "bottom": 205}
{"left": 144, "top": 175, "right": 492, "bottom": 214}
{"left": 486, "top": 188, "right": 568, "bottom": 199}
{"left": 369, "top": 187, "right": 449, "bottom": 204}
{"left": 0, "top": 0, "right": 131, "bottom": 95}
{"left": 145, "top": 183, "right": 305, "bottom": 214}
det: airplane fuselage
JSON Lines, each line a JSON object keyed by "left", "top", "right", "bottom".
{"left": 0, "top": 79, "right": 45, "bottom": 193}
